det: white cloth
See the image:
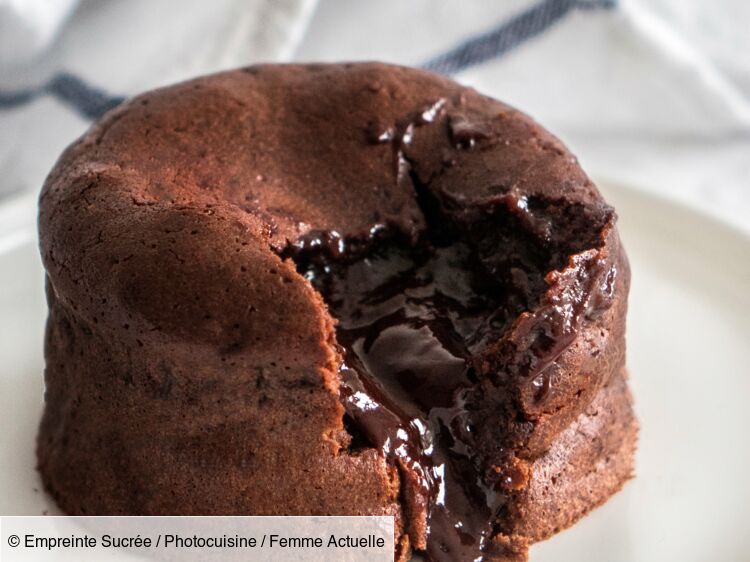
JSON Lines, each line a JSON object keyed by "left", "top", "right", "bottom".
{"left": 0, "top": 0, "right": 78, "bottom": 66}
{"left": 1, "top": 0, "right": 748, "bottom": 235}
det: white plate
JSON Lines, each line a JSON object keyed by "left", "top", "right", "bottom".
{"left": 1, "top": 182, "right": 749, "bottom": 561}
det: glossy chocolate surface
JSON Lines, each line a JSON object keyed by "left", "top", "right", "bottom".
{"left": 297, "top": 238, "right": 501, "bottom": 560}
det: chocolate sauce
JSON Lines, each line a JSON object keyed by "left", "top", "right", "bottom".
{"left": 299, "top": 240, "right": 512, "bottom": 561}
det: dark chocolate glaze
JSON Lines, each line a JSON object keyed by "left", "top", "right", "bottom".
{"left": 299, "top": 240, "right": 503, "bottom": 561}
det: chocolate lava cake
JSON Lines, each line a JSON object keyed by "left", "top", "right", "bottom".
{"left": 37, "top": 63, "right": 636, "bottom": 561}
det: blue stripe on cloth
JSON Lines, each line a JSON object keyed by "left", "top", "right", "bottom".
{"left": 0, "top": 72, "right": 124, "bottom": 119}
{"left": 421, "top": 0, "right": 617, "bottom": 75}
{"left": 0, "top": 0, "right": 616, "bottom": 120}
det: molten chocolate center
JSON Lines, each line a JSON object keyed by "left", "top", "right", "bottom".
{"left": 295, "top": 237, "right": 514, "bottom": 561}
